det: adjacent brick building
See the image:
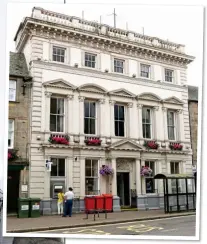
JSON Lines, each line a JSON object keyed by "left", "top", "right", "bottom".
{"left": 188, "top": 86, "right": 198, "bottom": 166}
{"left": 8, "top": 52, "right": 32, "bottom": 213}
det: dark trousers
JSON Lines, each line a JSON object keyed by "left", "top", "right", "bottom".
{"left": 64, "top": 199, "right": 73, "bottom": 217}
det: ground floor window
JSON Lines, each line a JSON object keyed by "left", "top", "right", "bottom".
{"left": 145, "top": 161, "right": 155, "bottom": 193}
{"left": 170, "top": 161, "right": 181, "bottom": 193}
{"left": 85, "top": 159, "right": 99, "bottom": 195}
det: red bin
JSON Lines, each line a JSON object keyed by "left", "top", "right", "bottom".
{"left": 84, "top": 196, "right": 95, "bottom": 213}
{"left": 102, "top": 194, "right": 113, "bottom": 212}
{"left": 95, "top": 195, "right": 104, "bottom": 210}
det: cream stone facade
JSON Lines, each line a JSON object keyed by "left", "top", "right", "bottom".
{"left": 14, "top": 7, "right": 194, "bottom": 214}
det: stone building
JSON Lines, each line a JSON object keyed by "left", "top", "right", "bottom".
{"left": 188, "top": 86, "right": 198, "bottom": 166}
{"left": 13, "top": 7, "right": 195, "bottom": 214}
{"left": 8, "top": 52, "right": 32, "bottom": 213}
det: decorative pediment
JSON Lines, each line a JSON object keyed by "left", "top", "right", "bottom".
{"left": 77, "top": 83, "right": 107, "bottom": 94}
{"left": 138, "top": 93, "right": 162, "bottom": 102}
{"left": 108, "top": 88, "right": 136, "bottom": 98}
{"left": 163, "top": 96, "right": 184, "bottom": 105}
{"left": 43, "top": 79, "right": 77, "bottom": 90}
{"left": 110, "top": 139, "right": 143, "bottom": 151}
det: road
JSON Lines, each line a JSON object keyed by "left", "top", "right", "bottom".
{"left": 38, "top": 215, "right": 196, "bottom": 236}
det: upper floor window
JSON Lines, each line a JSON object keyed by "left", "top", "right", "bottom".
{"left": 145, "top": 161, "right": 155, "bottom": 193}
{"left": 50, "top": 97, "right": 64, "bottom": 132}
{"left": 51, "top": 158, "right": 65, "bottom": 176}
{"left": 170, "top": 162, "right": 179, "bottom": 174}
{"left": 167, "top": 110, "right": 176, "bottom": 140}
{"left": 9, "top": 80, "right": 16, "bottom": 101}
{"left": 142, "top": 107, "right": 152, "bottom": 139}
{"left": 84, "top": 101, "right": 96, "bottom": 135}
{"left": 165, "top": 69, "right": 174, "bottom": 82}
{"left": 52, "top": 46, "right": 65, "bottom": 63}
{"left": 8, "top": 119, "right": 14, "bottom": 148}
{"left": 140, "top": 64, "right": 150, "bottom": 78}
{"left": 85, "top": 159, "right": 99, "bottom": 195}
{"left": 114, "top": 58, "right": 124, "bottom": 73}
{"left": 85, "top": 53, "right": 96, "bottom": 68}
{"left": 114, "top": 104, "right": 125, "bottom": 137}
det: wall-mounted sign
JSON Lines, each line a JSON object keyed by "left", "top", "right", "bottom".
{"left": 21, "top": 184, "right": 28, "bottom": 192}
{"left": 21, "top": 205, "right": 29, "bottom": 211}
{"left": 32, "top": 204, "right": 40, "bottom": 210}
{"left": 54, "top": 185, "right": 63, "bottom": 189}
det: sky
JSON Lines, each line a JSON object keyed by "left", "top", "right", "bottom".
{"left": 6, "top": 2, "right": 204, "bottom": 88}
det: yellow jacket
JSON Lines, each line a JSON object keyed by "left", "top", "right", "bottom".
{"left": 57, "top": 192, "right": 64, "bottom": 203}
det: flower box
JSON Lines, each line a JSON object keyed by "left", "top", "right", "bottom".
{"left": 140, "top": 166, "right": 153, "bottom": 177}
{"left": 99, "top": 165, "right": 114, "bottom": 176}
{"left": 143, "top": 141, "right": 159, "bottom": 150}
{"left": 169, "top": 142, "right": 183, "bottom": 151}
{"left": 84, "top": 138, "right": 102, "bottom": 146}
{"left": 8, "top": 149, "right": 19, "bottom": 161}
{"left": 48, "top": 134, "right": 69, "bottom": 145}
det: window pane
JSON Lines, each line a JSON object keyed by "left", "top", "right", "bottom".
{"left": 57, "top": 116, "right": 64, "bottom": 132}
{"left": 115, "top": 121, "right": 119, "bottom": 136}
{"left": 92, "top": 160, "right": 98, "bottom": 177}
{"left": 85, "top": 168, "right": 91, "bottom": 177}
{"left": 89, "top": 118, "right": 96, "bottom": 134}
{"left": 50, "top": 115, "right": 56, "bottom": 132}
{"left": 9, "top": 80, "right": 16, "bottom": 89}
{"left": 145, "top": 124, "right": 151, "bottom": 138}
{"left": 57, "top": 99, "right": 64, "bottom": 114}
{"left": 84, "top": 118, "right": 89, "bottom": 134}
{"left": 175, "top": 163, "right": 179, "bottom": 174}
{"left": 84, "top": 102, "right": 90, "bottom": 117}
{"left": 85, "top": 178, "right": 98, "bottom": 194}
{"left": 168, "top": 127, "right": 175, "bottom": 140}
{"left": 145, "top": 109, "right": 151, "bottom": 123}
{"left": 119, "top": 106, "right": 125, "bottom": 120}
{"left": 9, "top": 89, "right": 16, "bottom": 101}
{"left": 143, "top": 124, "right": 146, "bottom": 138}
{"left": 114, "top": 105, "right": 119, "bottom": 120}
{"left": 85, "top": 159, "right": 91, "bottom": 168}
{"left": 90, "top": 102, "right": 96, "bottom": 117}
{"left": 58, "top": 159, "right": 65, "bottom": 176}
{"left": 146, "top": 178, "right": 154, "bottom": 193}
{"left": 51, "top": 159, "right": 58, "bottom": 176}
{"left": 50, "top": 98, "right": 57, "bottom": 114}
{"left": 170, "top": 163, "right": 174, "bottom": 174}
{"left": 119, "top": 121, "right": 125, "bottom": 137}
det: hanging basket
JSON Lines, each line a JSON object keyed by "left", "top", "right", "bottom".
{"left": 99, "top": 165, "right": 114, "bottom": 176}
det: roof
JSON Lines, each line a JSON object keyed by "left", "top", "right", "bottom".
{"left": 188, "top": 85, "right": 198, "bottom": 102}
{"left": 9, "top": 52, "right": 31, "bottom": 79}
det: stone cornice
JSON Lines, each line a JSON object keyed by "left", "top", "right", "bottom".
{"left": 31, "top": 60, "right": 188, "bottom": 93}
{"left": 17, "top": 18, "right": 194, "bottom": 66}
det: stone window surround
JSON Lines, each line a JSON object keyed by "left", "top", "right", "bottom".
{"left": 81, "top": 49, "right": 101, "bottom": 71}
{"left": 111, "top": 55, "right": 129, "bottom": 75}
{"left": 84, "top": 99, "right": 98, "bottom": 136}
{"left": 162, "top": 65, "right": 178, "bottom": 84}
{"left": 167, "top": 108, "right": 179, "bottom": 142}
{"left": 49, "top": 43, "right": 70, "bottom": 65}
{"left": 139, "top": 63, "right": 153, "bottom": 80}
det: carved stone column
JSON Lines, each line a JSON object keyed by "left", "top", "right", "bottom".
{"left": 137, "top": 104, "right": 143, "bottom": 139}
{"left": 44, "top": 92, "right": 52, "bottom": 132}
{"left": 162, "top": 107, "right": 168, "bottom": 141}
{"left": 135, "top": 158, "right": 141, "bottom": 195}
{"left": 79, "top": 96, "right": 85, "bottom": 135}
{"left": 127, "top": 102, "right": 133, "bottom": 138}
{"left": 153, "top": 106, "right": 159, "bottom": 140}
{"left": 111, "top": 158, "right": 117, "bottom": 196}
{"left": 99, "top": 98, "right": 105, "bottom": 137}
{"left": 176, "top": 109, "right": 184, "bottom": 141}
{"left": 67, "top": 95, "right": 74, "bottom": 134}
{"left": 109, "top": 100, "right": 116, "bottom": 137}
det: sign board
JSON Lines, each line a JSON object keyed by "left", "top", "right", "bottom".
{"left": 21, "top": 205, "right": 29, "bottom": 211}
{"left": 21, "top": 184, "right": 28, "bottom": 192}
{"left": 54, "top": 185, "right": 63, "bottom": 189}
{"left": 32, "top": 204, "right": 40, "bottom": 210}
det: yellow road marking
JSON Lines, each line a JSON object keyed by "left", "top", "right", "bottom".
{"left": 62, "top": 229, "right": 111, "bottom": 235}
{"left": 118, "top": 224, "right": 164, "bottom": 233}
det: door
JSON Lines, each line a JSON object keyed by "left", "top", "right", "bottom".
{"left": 117, "top": 172, "right": 130, "bottom": 206}
{"left": 7, "top": 170, "right": 20, "bottom": 213}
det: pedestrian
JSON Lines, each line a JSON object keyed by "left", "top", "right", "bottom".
{"left": 57, "top": 189, "right": 64, "bottom": 215}
{"left": 63, "top": 187, "right": 74, "bottom": 217}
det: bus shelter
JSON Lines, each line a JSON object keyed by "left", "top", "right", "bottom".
{"left": 154, "top": 174, "right": 196, "bottom": 213}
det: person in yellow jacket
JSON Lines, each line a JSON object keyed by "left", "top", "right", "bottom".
{"left": 57, "top": 190, "right": 64, "bottom": 215}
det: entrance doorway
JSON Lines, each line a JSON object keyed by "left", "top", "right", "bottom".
{"left": 7, "top": 170, "right": 20, "bottom": 213}
{"left": 117, "top": 172, "right": 130, "bottom": 206}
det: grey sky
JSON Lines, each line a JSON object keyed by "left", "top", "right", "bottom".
{"left": 7, "top": 2, "right": 203, "bottom": 88}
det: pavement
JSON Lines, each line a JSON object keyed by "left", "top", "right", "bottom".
{"left": 37, "top": 215, "right": 196, "bottom": 236}
{"left": 6, "top": 210, "right": 195, "bottom": 233}
{"left": 0, "top": 213, "right": 13, "bottom": 244}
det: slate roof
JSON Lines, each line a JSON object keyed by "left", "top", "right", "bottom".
{"left": 9, "top": 52, "right": 31, "bottom": 79}
{"left": 188, "top": 85, "right": 198, "bottom": 102}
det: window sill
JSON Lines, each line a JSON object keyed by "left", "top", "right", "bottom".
{"left": 9, "top": 101, "right": 20, "bottom": 104}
